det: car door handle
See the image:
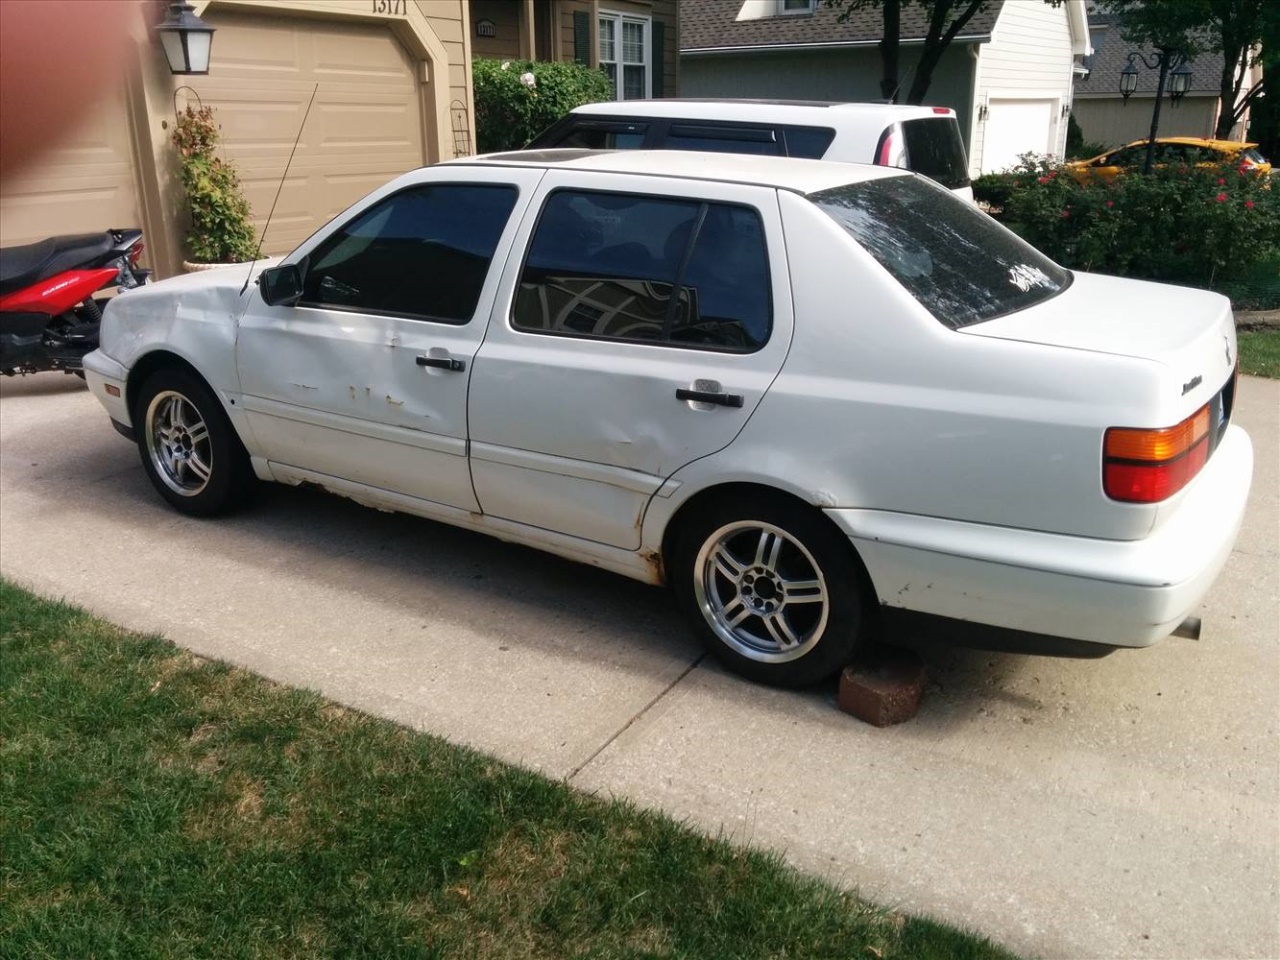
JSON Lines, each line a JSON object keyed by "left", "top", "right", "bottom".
{"left": 416, "top": 355, "right": 466, "bottom": 372}
{"left": 676, "top": 388, "right": 744, "bottom": 408}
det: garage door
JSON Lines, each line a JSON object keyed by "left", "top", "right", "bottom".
{"left": 982, "top": 98, "right": 1054, "bottom": 174}
{"left": 0, "top": 81, "right": 140, "bottom": 246}
{"left": 198, "top": 11, "right": 426, "bottom": 256}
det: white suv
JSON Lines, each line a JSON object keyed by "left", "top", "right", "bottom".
{"left": 529, "top": 99, "right": 974, "bottom": 201}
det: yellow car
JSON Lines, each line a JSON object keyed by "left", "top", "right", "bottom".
{"left": 1065, "top": 137, "right": 1271, "bottom": 182}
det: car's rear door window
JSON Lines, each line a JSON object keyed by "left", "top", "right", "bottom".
{"left": 514, "top": 190, "right": 771, "bottom": 351}
{"left": 300, "top": 184, "right": 518, "bottom": 323}
{"left": 901, "top": 118, "right": 970, "bottom": 188}
{"left": 811, "top": 175, "right": 1069, "bottom": 327}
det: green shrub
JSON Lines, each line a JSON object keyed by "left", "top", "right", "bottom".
{"left": 472, "top": 58, "right": 614, "bottom": 154}
{"left": 996, "top": 153, "right": 1280, "bottom": 307}
{"left": 972, "top": 172, "right": 1020, "bottom": 210}
{"left": 1064, "top": 113, "right": 1108, "bottom": 161}
{"left": 171, "top": 105, "right": 257, "bottom": 264}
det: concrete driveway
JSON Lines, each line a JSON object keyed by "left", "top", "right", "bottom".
{"left": 1, "top": 373, "right": 1276, "bottom": 960}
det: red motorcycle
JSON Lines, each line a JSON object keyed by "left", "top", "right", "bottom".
{"left": 0, "top": 229, "right": 150, "bottom": 376}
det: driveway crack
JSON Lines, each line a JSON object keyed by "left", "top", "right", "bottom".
{"left": 565, "top": 653, "right": 705, "bottom": 783}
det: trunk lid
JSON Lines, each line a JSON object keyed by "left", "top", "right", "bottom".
{"left": 962, "top": 272, "right": 1237, "bottom": 420}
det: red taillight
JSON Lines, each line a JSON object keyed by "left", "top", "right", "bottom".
{"left": 877, "top": 132, "right": 896, "bottom": 165}
{"left": 932, "top": 107, "right": 951, "bottom": 115}
{"left": 129, "top": 242, "right": 144, "bottom": 265}
{"left": 1103, "top": 404, "right": 1212, "bottom": 503}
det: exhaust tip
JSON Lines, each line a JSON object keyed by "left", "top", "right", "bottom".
{"left": 1171, "top": 616, "right": 1202, "bottom": 641}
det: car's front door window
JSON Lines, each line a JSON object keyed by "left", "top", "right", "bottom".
{"left": 301, "top": 184, "right": 518, "bottom": 324}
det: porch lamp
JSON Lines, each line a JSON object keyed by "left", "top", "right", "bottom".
{"left": 156, "top": 2, "right": 216, "bottom": 75}
{"left": 1117, "top": 48, "right": 1191, "bottom": 174}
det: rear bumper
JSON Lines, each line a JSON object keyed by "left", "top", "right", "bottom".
{"left": 826, "top": 424, "right": 1253, "bottom": 649}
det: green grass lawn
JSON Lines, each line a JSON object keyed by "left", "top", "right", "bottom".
{"left": 1238, "top": 330, "right": 1280, "bottom": 379}
{"left": 0, "top": 580, "right": 1017, "bottom": 960}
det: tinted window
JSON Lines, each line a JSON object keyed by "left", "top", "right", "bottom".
{"left": 781, "top": 125, "right": 836, "bottom": 159}
{"left": 302, "top": 184, "right": 517, "bottom": 323}
{"left": 672, "top": 205, "right": 771, "bottom": 349}
{"left": 902, "top": 118, "right": 970, "bottom": 188}
{"left": 514, "top": 190, "right": 771, "bottom": 351}
{"left": 811, "top": 175, "right": 1070, "bottom": 328}
{"left": 666, "top": 124, "right": 782, "bottom": 156}
{"left": 1243, "top": 148, "right": 1268, "bottom": 164}
{"left": 555, "top": 123, "right": 648, "bottom": 149}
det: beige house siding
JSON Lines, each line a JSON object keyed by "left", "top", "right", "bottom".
{"left": 470, "top": 0, "right": 523, "bottom": 59}
{"left": 1073, "top": 96, "right": 1221, "bottom": 147}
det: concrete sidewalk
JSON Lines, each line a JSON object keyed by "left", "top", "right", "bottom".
{"left": 1, "top": 373, "right": 1276, "bottom": 960}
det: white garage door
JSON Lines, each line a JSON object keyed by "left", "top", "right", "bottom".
{"left": 982, "top": 98, "right": 1055, "bottom": 174}
{"left": 0, "top": 81, "right": 140, "bottom": 246}
{"left": 198, "top": 11, "right": 426, "bottom": 256}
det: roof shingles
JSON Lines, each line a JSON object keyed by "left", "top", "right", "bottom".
{"left": 1075, "top": 13, "right": 1224, "bottom": 97}
{"left": 680, "top": 0, "right": 1003, "bottom": 52}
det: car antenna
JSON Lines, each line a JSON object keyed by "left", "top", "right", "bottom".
{"left": 240, "top": 82, "right": 319, "bottom": 296}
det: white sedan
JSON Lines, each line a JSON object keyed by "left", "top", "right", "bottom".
{"left": 83, "top": 150, "right": 1253, "bottom": 687}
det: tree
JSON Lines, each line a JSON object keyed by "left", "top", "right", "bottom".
{"left": 824, "top": 0, "right": 995, "bottom": 105}
{"left": 1246, "top": 18, "right": 1279, "bottom": 158}
{"left": 1100, "top": 0, "right": 1278, "bottom": 140}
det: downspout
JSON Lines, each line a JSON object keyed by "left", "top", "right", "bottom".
{"left": 550, "top": 0, "right": 560, "bottom": 61}
{"left": 589, "top": 0, "right": 599, "bottom": 68}
{"left": 522, "top": 0, "right": 535, "bottom": 60}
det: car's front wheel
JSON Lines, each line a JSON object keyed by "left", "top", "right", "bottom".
{"left": 134, "top": 367, "right": 253, "bottom": 516}
{"left": 671, "top": 494, "right": 866, "bottom": 687}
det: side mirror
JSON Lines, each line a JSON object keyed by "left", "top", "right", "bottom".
{"left": 258, "top": 263, "right": 303, "bottom": 306}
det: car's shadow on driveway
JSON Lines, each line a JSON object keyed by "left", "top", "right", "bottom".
{"left": 1, "top": 383, "right": 1227, "bottom": 742}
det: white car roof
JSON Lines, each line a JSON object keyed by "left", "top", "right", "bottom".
{"left": 445, "top": 148, "right": 907, "bottom": 195}
{"left": 563, "top": 98, "right": 953, "bottom": 124}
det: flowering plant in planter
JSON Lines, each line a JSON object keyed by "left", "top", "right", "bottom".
{"left": 171, "top": 104, "right": 257, "bottom": 266}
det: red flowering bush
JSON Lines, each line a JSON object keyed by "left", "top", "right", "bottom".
{"left": 993, "top": 153, "right": 1280, "bottom": 307}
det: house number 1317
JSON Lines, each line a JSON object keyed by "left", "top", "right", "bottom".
{"left": 372, "top": 0, "right": 407, "bottom": 14}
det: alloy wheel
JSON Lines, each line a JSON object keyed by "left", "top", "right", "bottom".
{"left": 145, "top": 390, "right": 213, "bottom": 497}
{"left": 693, "top": 520, "right": 829, "bottom": 663}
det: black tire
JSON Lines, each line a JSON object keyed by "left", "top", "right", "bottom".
{"left": 133, "top": 367, "right": 254, "bottom": 517}
{"left": 670, "top": 493, "right": 867, "bottom": 688}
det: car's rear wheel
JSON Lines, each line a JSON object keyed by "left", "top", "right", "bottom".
{"left": 134, "top": 367, "right": 253, "bottom": 516}
{"left": 671, "top": 493, "right": 866, "bottom": 687}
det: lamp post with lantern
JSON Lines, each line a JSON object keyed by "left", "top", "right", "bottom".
{"left": 1120, "top": 47, "right": 1193, "bottom": 175}
{"left": 155, "top": 1, "right": 216, "bottom": 75}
